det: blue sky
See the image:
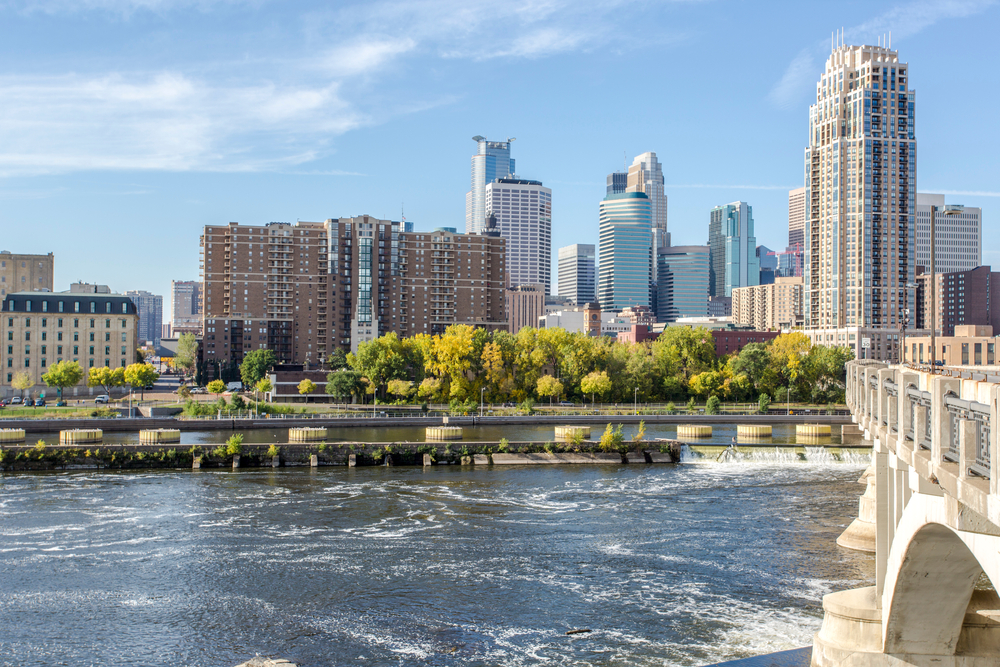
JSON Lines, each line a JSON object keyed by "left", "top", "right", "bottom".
{"left": 0, "top": 0, "right": 997, "bottom": 321}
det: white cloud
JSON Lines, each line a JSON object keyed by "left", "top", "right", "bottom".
{"left": 1, "top": 0, "right": 256, "bottom": 15}
{"left": 0, "top": 73, "right": 362, "bottom": 175}
{"left": 768, "top": 0, "right": 997, "bottom": 109}
{"left": 319, "top": 38, "right": 418, "bottom": 77}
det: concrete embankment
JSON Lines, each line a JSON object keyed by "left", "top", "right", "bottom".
{"left": 0, "top": 440, "right": 686, "bottom": 471}
{"left": 0, "top": 412, "right": 853, "bottom": 434}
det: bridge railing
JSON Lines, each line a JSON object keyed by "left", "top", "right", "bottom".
{"left": 846, "top": 360, "right": 996, "bottom": 485}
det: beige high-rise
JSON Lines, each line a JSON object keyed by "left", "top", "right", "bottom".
{"left": 804, "top": 41, "right": 915, "bottom": 360}
{"left": 0, "top": 252, "right": 54, "bottom": 299}
{"left": 733, "top": 277, "right": 804, "bottom": 331}
{"left": 788, "top": 187, "right": 806, "bottom": 248}
{"left": 627, "top": 152, "right": 668, "bottom": 248}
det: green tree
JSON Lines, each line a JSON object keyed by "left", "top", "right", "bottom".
{"left": 598, "top": 423, "right": 625, "bottom": 453}
{"left": 350, "top": 332, "right": 408, "bottom": 400}
{"left": 730, "top": 343, "right": 771, "bottom": 396}
{"left": 124, "top": 363, "right": 159, "bottom": 399}
{"left": 326, "top": 348, "right": 349, "bottom": 371}
{"left": 174, "top": 333, "right": 198, "bottom": 374}
{"left": 207, "top": 379, "right": 226, "bottom": 395}
{"left": 87, "top": 366, "right": 125, "bottom": 396}
{"left": 11, "top": 371, "right": 32, "bottom": 398}
{"left": 706, "top": 395, "right": 721, "bottom": 415}
{"left": 42, "top": 360, "right": 84, "bottom": 403}
{"left": 240, "top": 349, "right": 276, "bottom": 389}
{"left": 688, "top": 371, "right": 725, "bottom": 399}
{"left": 536, "top": 374, "right": 564, "bottom": 405}
{"left": 326, "top": 370, "right": 364, "bottom": 405}
{"left": 758, "top": 393, "right": 771, "bottom": 414}
{"left": 386, "top": 379, "right": 415, "bottom": 401}
{"left": 581, "top": 371, "right": 612, "bottom": 405}
{"left": 255, "top": 378, "right": 272, "bottom": 396}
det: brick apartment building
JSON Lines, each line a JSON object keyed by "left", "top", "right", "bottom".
{"left": 200, "top": 217, "right": 507, "bottom": 371}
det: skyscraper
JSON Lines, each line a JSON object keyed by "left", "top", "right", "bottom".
{"left": 606, "top": 171, "right": 627, "bottom": 195}
{"left": 484, "top": 177, "right": 552, "bottom": 293}
{"left": 656, "top": 245, "right": 710, "bottom": 321}
{"left": 466, "top": 136, "right": 515, "bottom": 234}
{"left": 788, "top": 187, "right": 806, "bottom": 248}
{"left": 598, "top": 191, "right": 652, "bottom": 311}
{"left": 627, "top": 152, "right": 668, "bottom": 248}
{"left": 124, "top": 290, "right": 163, "bottom": 346}
{"left": 802, "top": 41, "right": 915, "bottom": 361}
{"left": 171, "top": 280, "right": 203, "bottom": 336}
{"left": 558, "top": 244, "right": 596, "bottom": 305}
{"left": 708, "top": 202, "right": 759, "bottom": 297}
{"left": 915, "top": 194, "right": 981, "bottom": 274}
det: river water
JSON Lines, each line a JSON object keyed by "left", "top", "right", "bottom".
{"left": 0, "top": 458, "right": 874, "bottom": 667}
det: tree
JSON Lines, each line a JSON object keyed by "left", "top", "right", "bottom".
{"left": 580, "top": 371, "right": 612, "bottom": 405}
{"left": 689, "top": 371, "right": 725, "bottom": 399}
{"left": 207, "top": 379, "right": 226, "bottom": 395}
{"left": 326, "top": 370, "right": 364, "bottom": 405}
{"left": 42, "top": 360, "right": 83, "bottom": 403}
{"left": 240, "top": 349, "right": 276, "bottom": 389}
{"left": 174, "top": 333, "right": 198, "bottom": 376}
{"left": 706, "top": 395, "right": 721, "bottom": 415}
{"left": 87, "top": 366, "right": 125, "bottom": 396}
{"left": 350, "top": 332, "right": 408, "bottom": 400}
{"left": 298, "top": 379, "right": 316, "bottom": 400}
{"left": 326, "top": 348, "right": 349, "bottom": 371}
{"left": 135, "top": 348, "right": 146, "bottom": 364}
{"left": 386, "top": 379, "right": 415, "bottom": 401}
{"left": 255, "top": 378, "right": 272, "bottom": 396}
{"left": 536, "top": 375, "right": 564, "bottom": 405}
{"left": 124, "top": 363, "right": 159, "bottom": 400}
{"left": 11, "top": 371, "right": 32, "bottom": 398}
{"left": 730, "top": 343, "right": 771, "bottom": 396}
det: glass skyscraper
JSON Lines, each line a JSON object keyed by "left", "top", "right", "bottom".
{"left": 558, "top": 244, "right": 596, "bottom": 305}
{"left": 466, "top": 136, "right": 515, "bottom": 234}
{"left": 708, "top": 202, "right": 759, "bottom": 298}
{"left": 657, "top": 245, "right": 710, "bottom": 321}
{"left": 598, "top": 191, "right": 652, "bottom": 311}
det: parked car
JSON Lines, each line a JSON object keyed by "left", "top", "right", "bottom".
{"left": 11, "top": 396, "right": 22, "bottom": 405}
{"left": 34, "top": 398, "right": 45, "bottom": 407}
{"left": 0, "top": 398, "right": 8, "bottom": 407}
{"left": 558, "top": 401, "right": 574, "bottom": 406}
{"left": 95, "top": 395, "right": 110, "bottom": 404}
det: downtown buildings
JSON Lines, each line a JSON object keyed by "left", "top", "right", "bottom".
{"left": 485, "top": 178, "right": 552, "bottom": 293}
{"left": 915, "top": 193, "right": 981, "bottom": 274}
{"left": 557, "top": 244, "right": 596, "bottom": 306}
{"left": 598, "top": 191, "right": 652, "bottom": 311}
{"left": 801, "top": 42, "right": 916, "bottom": 360}
{"left": 171, "top": 281, "right": 203, "bottom": 336}
{"left": 0, "top": 252, "right": 54, "bottom": 299}
{"left": 124, "top": 290, "right": 163, "bottom": 346}
{"left": 200, "top": 218, "right": 506, "bottom": 371}
{"left": 709, "top": 202, "right": 759, "bottom": 298}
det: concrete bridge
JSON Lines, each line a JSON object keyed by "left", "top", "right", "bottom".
{"left": 813, "top": 360, "right": 1000, "bottom": 666}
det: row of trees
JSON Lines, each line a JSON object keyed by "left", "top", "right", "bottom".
{"left": 320, "top": 326, "right": 853, "bottom": 406}
{"left": 12, "top": 360, "right": 162, "bottom": 403}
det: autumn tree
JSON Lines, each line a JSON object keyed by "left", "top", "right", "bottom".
{"left": 124, "top": 363, "right": 160, "bottom": 399}
{"left": 298, "top": 379, "right": 316, "bottom": 398}
{"left": 386, "top": 379, "right": 415, "bottom": 401}
{"left": 207, "top": 379, "right": 226, "bottom": 395}
{"left": 536, "top": 375, "right": 564, "bottom": 405}
{"left": 87, "top": 366, "right": 125, "bottom": 396}
{"left": 11, "top": 371, "right": 32, "bottom": 399}
{"left": 580, "top": 370, "right": 612, "bottom": 405}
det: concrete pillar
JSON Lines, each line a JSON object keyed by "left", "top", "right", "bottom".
{"left": 423, "top": 453, "right": 433, "bottom": 466}
{"left": 875, "top": 443, "right": 890, "bottom": 598}
{"left": 192, "top": 456, "right": 202, "bottom": 469}
{"left": 348, "top": 453, "right": 357, "bottom": 467}
{"left": 310, "top": 454, "right": 318, "bottom": 467}
{"left": 271, "top": 455, "right": 280, "bottom": 468}
{"left": 930, "top": 376, "right": 961, "bottom": 464}
{"left": 877, "top": 368, "right": 895, "bottom": 431}
{"left": 914, "top": 405, "right": 928, "bottom": 450}
{"left": 898, "top": 371, "right": 920, "bottom": 441}
{"left": 232, "top": 454, "right": 241, "bottom": 469}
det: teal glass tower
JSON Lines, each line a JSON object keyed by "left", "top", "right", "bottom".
{"left": 598, "top": 191, "right": 652, "bottom": 311}
{"left": 709, "top": 201, "right": 760, "bottom": 297}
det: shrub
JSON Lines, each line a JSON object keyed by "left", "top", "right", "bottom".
{"left": 518, "top": 398, "right": 536, "bottom": 415}
{"left": 706, "top": 396, "right": 721, "bottom": 415}
{"left": 570, "top": 430, "right": 585, "bottom": 447}
{"left": 266, "top": 444, "right": 281, "bottom": 457}
{"left": 666, "top": 401, "right": 676, "bottom": 414}
{"left": 543, "top": 442, "right": 556, "bottom": 454}
{"left": 317, "top": 443, "right": 327, "bottom": 453}
{"left": 599, "top": 423, "right": 624, "bottom": 453}
{"left": 497, "top": 438, "right": 510, "bottom": 453}
{"left": 758, "top": 393, "right": 771, "bottom": 414}
{"left": 686, "top": 397, "right": 696, "bottom": 413}
{"left": 634, "top": 420, "right": 647, "bottom": 442}
{"left": 211, "top": 446, "right": 228, "bottom": 459}
{"left": 226, "top": 433, "right": 244, "bottom": 455}
{"left": 91, "top": 407, "right": 119, "bottom": 418}
{"left": 231, "top": 395, "right": 247, "bottom": 411}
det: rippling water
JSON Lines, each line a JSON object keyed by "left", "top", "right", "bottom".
{"left": 0, "top": 459, "right": 873, "bottom": 667}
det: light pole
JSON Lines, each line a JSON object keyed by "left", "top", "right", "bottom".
{"left": 929, "top": 205, "right": 963, "bottom": 367}
{"left": 901, "top": 282, "right": 918, "bottom": 365}
{"left": 634, "top": 387, "right": 638, "bottom": 416}
{"left": 480, "top": 386, "right": 485, "bottom": 417}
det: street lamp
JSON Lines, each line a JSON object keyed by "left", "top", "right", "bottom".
{"left": 480, "top": 386, "right": 486, "bottom": 418}
{"left": 634, "top": 387, "right": 638, "bottom": 416}
{"left": 901, "top": 282, "right": 918, "bottom": 365}
{"left": 929, "top": 205, "right": 963, "bottom": 367}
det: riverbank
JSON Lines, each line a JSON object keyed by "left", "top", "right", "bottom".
{"left": 0, "top": 412, "right": 855, "bottom": 433}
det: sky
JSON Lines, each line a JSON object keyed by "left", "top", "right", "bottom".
{"left": 0, "top": 0, "right": 997, "bottom": 323}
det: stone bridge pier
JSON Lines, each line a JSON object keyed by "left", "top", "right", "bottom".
{"left": 813, "top": 361, "right": 1000, "bottom": 667}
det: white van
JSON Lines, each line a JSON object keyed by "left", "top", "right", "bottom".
{"left": 226, "top": 381, "right": 243, "bottom": 392}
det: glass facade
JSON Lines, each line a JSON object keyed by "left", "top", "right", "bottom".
{"left": 709, "top": 202, "right": 760, "bottom": 297}
{"left": 598, "top": 192, "right": 652, "bottom": 311}
{"left": 657, "top": 246, "right": 710, "bottom": 321}
{"left": 466, "top": 138, "right": 515, "bottom": 235}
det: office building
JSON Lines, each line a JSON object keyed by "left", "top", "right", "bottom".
{"left": 933, "top": 266, "right": 1000, "bottom": 338}
{"left": 789, "top": 187, "right": 806, "bottom": 247}
{"left": 124, "top": 290, "right": 163, "bottom": 346}
{"left": 803, "top": 42, "right": 916, "bottom": 361}
{"left": 627, "top": 152, "right": 669, "bottom": 248}
{"left": 505, "top": 283, "right": 545, "bottom": 334}
{"left": 776, "top": 245, "right": 804, "bottom": 278}
{"left": 0, "top": 252, "right": 54, "bottom": 298}
{"left": 709, "top": 202, "right": 759, "bottom": 297}
{"left": 1, "top": 289, "right": 139, "bottom": 396}
{"left": 161, "top": 323, "right": 172, "bottom": 340}
{"left": 484, "top": 178, "right": 552, "bottom": 293}
{"left": 466, "top": 136, "right": 515, "bottom": 235}
{"left": 607, "top": 171, "right": 627, "bottom": 195}
{"left": 598, "top": 191, "right": 652, "bottom": 311}
{"left": 732, "top": 277, "right": 804, "bottom": 331}
{"left": 171, "top": 280, "right": 203, "bottom": 336}
{"left": 904, "top": 325, "right": 997, "bottom": 366}
{"left": 915, "top": 194, "right": 982, "bottom": 274}
{"left": 200, "top": 218, "right": 506, "bottom": 371}
{"left": 656, "top": 245, "right": 710, "bottom": 322}
{"left": 557, "top": 244, "right": 596, "bottom": 305}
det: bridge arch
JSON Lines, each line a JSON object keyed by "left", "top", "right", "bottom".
{"left": 882, "top": 521, "right": 984, "bottom": 655}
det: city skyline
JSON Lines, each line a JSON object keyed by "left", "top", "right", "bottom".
{"left": 0, "top": 2, "right": 996, "bottom": 324}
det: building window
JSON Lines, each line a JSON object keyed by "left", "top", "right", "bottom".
{"left": 105, "top": 319, "right": 110, "bottom": 328}
{"left": 74, "top": 302, "right": 80, "bottom": 313}
{"left": 975, "top": 343, "right": 982, "bottom": 365}
{"left": 58, "top": 318, "right": 62, "bottom": 328}
{"left": 90, "top": 302, "right": 95, "bottom": 313}
{"left": 74, "top": 318, "right": 79, "bottom": 328}
{"left": 962, "top": 343, "right": 969, "bottom": 365}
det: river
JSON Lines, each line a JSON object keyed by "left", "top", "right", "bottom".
{"left": 0, "top": 457, "right": 873, "bottom": 666}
